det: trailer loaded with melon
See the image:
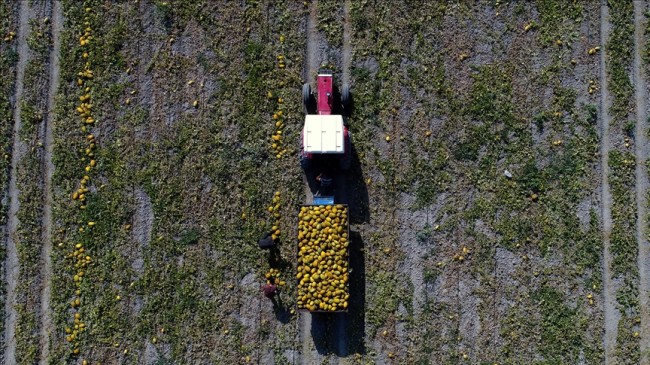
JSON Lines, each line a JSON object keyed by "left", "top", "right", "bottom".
{"left": 297, "top": 204, "right": 349, "bottom": 311}
{"left": 297, "top": 70, "right": 351, "bottom": 312}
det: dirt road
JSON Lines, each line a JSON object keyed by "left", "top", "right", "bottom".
{"left": 342, "top": 0, "right": 351, "bottom": 87}
{"left": 38, "top": 1, "right": 62, "bottom": 363}
{"left": 300, "top": 2, "right": 320, "bottom": 363}
{"left": 599, "top": 1, "right": 619, "bottom": 363}
{"left": 332, "top": 1, "right": 354, "bottom": 361}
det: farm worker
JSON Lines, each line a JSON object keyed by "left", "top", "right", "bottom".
{"left": 262, "top": 282, "right": 278, "bottom": 299}
{"left": 315, "top": 172, "right": 333, "bottom": 195}
{"left": 316, "top": 172, "right": 332, "bottom": 188}
{"left": 258, "top": 232, "right": 276, "bottom": 250}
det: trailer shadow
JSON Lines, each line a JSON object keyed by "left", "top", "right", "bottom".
{"left": 310, "top": 230, "right": 366, "bottom": 356}
{"left": 344, "top": 230, "right": 366, "bottom": 355}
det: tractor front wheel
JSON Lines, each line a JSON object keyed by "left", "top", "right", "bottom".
{"left": 342, "top": 84, "right": 351, "bottom": 115}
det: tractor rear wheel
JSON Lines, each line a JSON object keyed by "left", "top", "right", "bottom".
{"left": 302, "top": 83, "right": 311, "bottom": 114}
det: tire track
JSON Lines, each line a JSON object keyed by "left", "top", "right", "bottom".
{"left": 38, "top": 1, "right": 62, "bottom": 363}
{"left": 304, "top": 0, "right": 320, "bottom": 82}
{"left": 302, "top": 0, "right": 318, "bottom": 207}
{"left": 599, "top": 1, "right": 619, "bottom": 363}
{"left": 333, "top": 1, "right": 353, "bottom": 361}
{"left": 300, "top": 2, "right": 320, "bottom": 364}
{"left": 633, "top": 1, "right": 650, "bottom": 363}
{"left": 341, "top": 0, "right": 351, "bottom": 86}
{"left": 5, "top": 1, "right": 30, "bottom": 363}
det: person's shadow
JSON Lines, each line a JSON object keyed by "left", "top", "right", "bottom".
{"left": 267, "top": 247, "right": 291, "bottom": 323}
{"left": 271, "top": 293, "right": 291, "bottom": 323}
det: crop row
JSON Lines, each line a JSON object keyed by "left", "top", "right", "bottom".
{"left": 606, "top": 0, "right": 639, "bottom": 362}
{"left": 49, "top": 1, "right": 104, "bottom": 362}
{"left": 0, "top": 1, "right": 17, "bottom": 360}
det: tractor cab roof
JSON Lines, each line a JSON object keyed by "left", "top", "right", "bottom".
{"left": 303, "top": 114, "right": 345, "bottom": 154}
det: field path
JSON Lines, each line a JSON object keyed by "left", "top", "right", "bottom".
{"left": 331, "top": 0, "right": 352, "bottom": 363}
{"left": 332, "top": 1, "right": 353, "bottom": 361}
{"left": 38, "top": 1, "right": 62, "bottom": 363}
{"left": 304, "top": 0, "right": 320, "bottom": 83}
{"left": 341, "top": 0, "right": 352, "bottom": 86}
{"left": 4, "top": 1, "right": 31, "bottom": 363}
{"left": 599, "top": 1, "right": 619, "bottom": 363}
{"left": 300, "top": 2, "right": 320, "bottom": 364}
{"left": 633, "top": 1, "right": 650, "bottom": 363}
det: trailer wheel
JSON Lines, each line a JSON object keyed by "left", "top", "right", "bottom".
{"left": 341, "top": 84, "right": 351, "bottom": 115}
{"left": 302, "top": 83, "right": 311, "bottom": 114}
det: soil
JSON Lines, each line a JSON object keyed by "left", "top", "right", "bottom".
{"left": 304, "top": 0, "right": 321, "bottom": 83}
{"left": 4, "top": 1, "right": 30, "bottom": 362}
{"left": 599, "top": 2, "right": 619, "bottom": 362}
{"left": 396, "top": 194, "right": 428, "bottom": 319}
{"left": 341, "top": 0, "right": 352, "bottom": 87}
{"left": 132, "top": 187, "right": 154, "bottom": 274}
{"left": 38, "top": 1, "right": 62, "bottom": 363}
{"left": 299, "top": 310, "right": 315, "bottom": 365}
{"left": 332, "top": 2, "right": 354, "bottom": 362}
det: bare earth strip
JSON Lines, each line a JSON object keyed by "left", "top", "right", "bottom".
{"left": 305, "top": 0, "right": 320, "bottom": 83}
{"left": 300, "top": 2, "right": 319, "bottom": 364}
{"left": 333, "top": 1, "right": 353, "bottom": 361}
{"left": 302, "top": 0, "right": 317, "bottom": 207}
{"left": 341, "top": 0, "right": 351, "bottom": 86}
{"left": 633, "top": 1, "right": 650, "bottom": 363}
{"left": 600, "top": 1, "right": 619, "bottom": 363}
{"left": 4, "top": 1, "right": 30, "bottom": 363}
{"left": 38, "top": 1, "right": 62, "bottom": 363}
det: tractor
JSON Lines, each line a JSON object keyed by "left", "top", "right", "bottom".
{"left": 300, "top": 69, "right": 351, "bottom": 201}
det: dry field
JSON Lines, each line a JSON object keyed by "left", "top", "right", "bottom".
{"left": 1, "top": 1, "right": 650, "bottom": 364}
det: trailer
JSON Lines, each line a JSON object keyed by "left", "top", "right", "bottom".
{"left": 296, "top": 204, "right": 349, "bottom": 312}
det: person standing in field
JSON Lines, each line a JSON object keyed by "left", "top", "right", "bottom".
{"left": 262, "top": 281, "right": 278, "bottom": 299}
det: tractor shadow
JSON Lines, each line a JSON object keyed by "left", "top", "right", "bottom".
{"left": 336, "top": 143, "right": 369, "bottom": 224}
